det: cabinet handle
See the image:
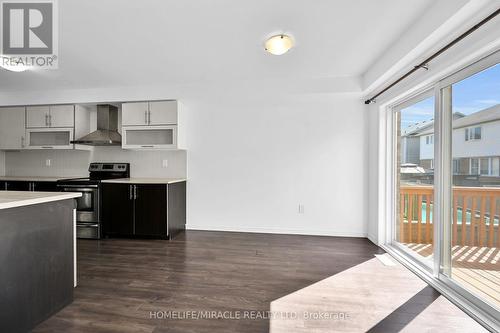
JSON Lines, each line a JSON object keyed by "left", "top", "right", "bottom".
{"left": 45, "top": 114, "right": 49, "bottom": 127}
{"left": 134, "top": 185, "right": 137, "bottom": 199}
{"left": 49, "top": 114, "right": 52, "bottom": 127}
{"left": 129, "top": 185, "right": 133, "bottom": 200}
{"left": 21, "top": 136, "right": 25, "bottom": 148}
{"left": 41, "top": 146, "right": 53, "bottom": 149}
{"left": 148, "top": 111, "right": 151, "bottom": 125}
{"left": 31, "top": 182, "right": 35, "bottom": 191}
{"left": 145, "top": 110, "right": 148, "bottom": 124}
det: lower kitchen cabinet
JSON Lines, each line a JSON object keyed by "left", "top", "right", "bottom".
{"left": 32, "top": 181, "right": 59, "bottom": 192}
{"left": 4, "top": 180, "right": 59, "bottom": 192}
{"left": 102, "top": 183, "right": 134, "bottom": 236}
{"left": 5, "top": 181, "right": 30, "bottom": 191}
{"left": 102, "top": 182, "right": 186, "bottom": 239}
{"left": 134, "top": 184, "right": 168, "bottom": 236}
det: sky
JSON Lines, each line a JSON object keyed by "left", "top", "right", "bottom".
{"left": 401, "top": 63, "right": 500, "bottom": 130}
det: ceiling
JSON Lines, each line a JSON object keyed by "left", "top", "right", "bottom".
{"left": 0, "top": 0, "right": 436, "bottom": 92}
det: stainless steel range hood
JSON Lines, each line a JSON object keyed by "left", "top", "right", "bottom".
{"left": 71, "top": 104, "right": 122, "bottom": 146}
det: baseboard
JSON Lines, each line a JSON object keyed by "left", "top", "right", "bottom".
{"left": 367, "top": 233, "right": 379, "bottom": 245}
{"left": 186, "top": 224, "right": 367, "bottom": 238}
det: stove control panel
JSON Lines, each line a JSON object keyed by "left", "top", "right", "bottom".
{"left": 89, "top": 163, "right": 129, "bottom": 172}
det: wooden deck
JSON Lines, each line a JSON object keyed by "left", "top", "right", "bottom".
{"left": 404, "top": 243, "right": 500, "bottom": 307}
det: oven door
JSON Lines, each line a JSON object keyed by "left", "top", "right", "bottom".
{"left": 60, "top": 186, "right": 99, "bottom": 223}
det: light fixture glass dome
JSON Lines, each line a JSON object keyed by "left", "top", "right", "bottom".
{"left": 264, "top": 34, "right": 294, "bottom": 55}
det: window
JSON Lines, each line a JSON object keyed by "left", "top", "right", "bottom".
{"left": 425, "top": 134, "right": 434, "bottom": 144}
{"left": 470, "top": 158, "right": 479, "bottom": 175}
{"left": 452, "top": 159, "right": 459, "bottom": 174}
{"left": 492, "top": 157, "right": 500, "bottom": 176}
{"left": 465, "top": 126, "right": 481, "bottom": 141}
{"left": 469, "top": 157, "right": 500, "bottom": 176}
{"left": 480, "top": 158, "right": 489, "bottom": 175}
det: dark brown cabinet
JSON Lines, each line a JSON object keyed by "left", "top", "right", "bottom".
{"left": 102, "top": 182, "right": 186, "bottom": 239}
{"left": 102, "top": 183, "right": 134, "bottom": 236}
{"left": 5, "top": 181, "right": 30, "bottom": 191}
{"left": 3, "top": 180, "right": 59, "bottom": 191}
{"left": 134, "top": 184, "right": 168, "bottom": 236}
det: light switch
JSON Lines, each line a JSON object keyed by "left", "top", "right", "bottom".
{"left": 45, "top": 159, "right": 51, "bottom": 167}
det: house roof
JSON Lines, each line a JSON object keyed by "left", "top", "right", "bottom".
{"left": 402, "top": 112, "right": 465, "bottom": 136}
{"left": 418, "top": 105, "right": 500, "bottom": 136}
{"left": 402, "top": 120, "right": 434, "bottom": 136}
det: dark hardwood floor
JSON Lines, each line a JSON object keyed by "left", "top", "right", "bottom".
{"left": 34, "top": 231, "right": 383, "bottom": 333}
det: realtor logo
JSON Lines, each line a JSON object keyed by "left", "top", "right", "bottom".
{"left": 0, "top": 0, "right": 58, "bottom": 70}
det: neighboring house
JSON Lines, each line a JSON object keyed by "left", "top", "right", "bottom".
{"left": 401, "top": 119, "right": 434, "bottom": 165}
{"left": 418, "top": 104, "right": 500, "bottom": 177}
{"left": 401, "top": 112, "right": 464, "bottom": 167}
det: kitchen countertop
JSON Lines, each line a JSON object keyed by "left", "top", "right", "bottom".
{"left": 0, "top": 176, "right": 84, "bottom": 182}
{"left": 101, "top": 178, "right": 187, "bottom": 184}
{"left": 0, "top": 191, "right": 82, "bottom": 210}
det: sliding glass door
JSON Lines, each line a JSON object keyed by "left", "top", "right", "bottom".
{"left": 391, "top": 51, "right": 500, "bottom": 324}
{"left": 441, "top": 62, "right": 500, "bottom": 310}
{"left": 394, "top": 93, "right": 435, "bottom": 267}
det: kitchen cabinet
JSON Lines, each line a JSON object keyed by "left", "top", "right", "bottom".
{"left": 102, "top": 183, "right": 134, "bottom": 236}
{"left": 26, "top": 105, "right": 74, "bottom": 128}
{"left": 47, "top": 105, "right": 75, "bottom": 128}
{"left": 102, "top": 182, "right": 186, "bottom": 239}
{"left": 4, "top": 180, "right": 59, "bottom": 192}
{"left": 122, "top": 126, "right": 177, "bottom": 149}
{"left": 32, "top": 181, "right": 59, "bottom": 192}
{"left": 0, "top": 107, "right": 26, "bottom": 150}
{"left": 122, "top": 100, "right": 177, "bottom": 126}
{"left": 121, "top": 100, "right": 185, "bottom": 150}
{"left": 134, "top": 184, "right": 168, "bottom": 236}
{"left": 5, "top": 181, "right": 30, "bottom": 191}
{"left": 26, "top": 128, "right": 74, "bottom": 149}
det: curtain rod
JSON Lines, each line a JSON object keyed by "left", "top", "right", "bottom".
{"left": 364, "top": 7, "right": 500, "bottom": 105}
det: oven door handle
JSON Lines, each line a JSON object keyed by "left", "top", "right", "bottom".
{"left": 77, "top": 223, "right": 99, "bottom": 227}
{"left": 59, "top": 185, "right": 99, "bottom": 189}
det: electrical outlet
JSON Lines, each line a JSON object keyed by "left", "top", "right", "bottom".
{"left": 298, "top": 204, "right": 305, "bottom": 214}
{"left": 45, "top": 159, "right": 51, "bottom": 167}
{"left": 162, "top": 159, "right": 168, "bottom": 168}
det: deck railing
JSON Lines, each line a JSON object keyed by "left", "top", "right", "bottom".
{"left": 400, "top": 185, "right": 500, "bottom": 247}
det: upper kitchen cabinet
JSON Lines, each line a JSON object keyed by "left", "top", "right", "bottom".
{"left": 122, "top": 100, "right": 186, "bottom": 150}
{"left": 0, "top": 107, "right": 26, "bottom": 150}
{"left": 24, "top": 104, "right": 91, "bottom": 150}
{"left": 122, "top": 100, "right": 177, "bottom": 126}
{"left": 47, "top": 105, "right": 75, "bottom": 128}
{"left": 26, "top": 105, "right": 74, "bottom": 128}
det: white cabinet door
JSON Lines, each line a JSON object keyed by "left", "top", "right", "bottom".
{"left": 122, "top": 125, "right": 177, "bottom": 149}
{"left": 122, "top": 102, "right": 149, "bottom": 126}
{"left": 0, "top": 107, "right": 26, "bottom": 149}
{"left": 49, "top": 105, "right": 74, "bottom": 128}
{"left": 26, "top": 128, "right": 74, "bottom": 149}
{"left": 148, "top": 101, "right": 177, "bottom": 125}
{"left": 26, "top": 106, "right": 50, "bottom": 128}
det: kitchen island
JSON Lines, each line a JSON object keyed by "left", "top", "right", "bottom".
{"left": 0, "top": 191, "right": 81, "bottom": 333}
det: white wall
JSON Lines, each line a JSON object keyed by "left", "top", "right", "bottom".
{"left": 4, "top": 148, "right": 186, "bottom": 178}
{"left": 185, "top": 94, "right": 368, "bottom": 237}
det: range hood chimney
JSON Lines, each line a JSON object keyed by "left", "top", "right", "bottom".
{"left": 71, "top": 104, "right": 122, "bottom": 146}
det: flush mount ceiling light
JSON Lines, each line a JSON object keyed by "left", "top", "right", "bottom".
{"left": 264, "top": 34, "right": 294, "bottom": 55}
